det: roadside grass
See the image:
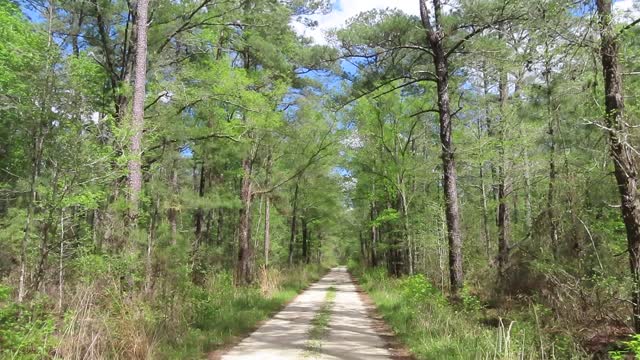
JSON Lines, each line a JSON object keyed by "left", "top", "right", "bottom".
{"left": 351, "top": 266, "right": 585, "bottom": 360}
{"left": 1, "top": 254, "right": 327, "bottom": 360}
{"left": 154, "top": 264, "right": 327, "bottom": 359}
{"left": 306, "top": 286, "right": 337, "bottom": 355}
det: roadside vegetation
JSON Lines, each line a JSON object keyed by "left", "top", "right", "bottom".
{"left": 1, "top": 264, "right": 326, "bottom": 359}
{"left": 350, "top": 265, "right": 589, "bottom": 360}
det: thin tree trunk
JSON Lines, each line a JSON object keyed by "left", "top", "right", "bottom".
{"left": 370, "top": 195, "right": 378, "bottom": 267}
{"left": 480, "top": 166, "right": 491, "bottom": 259}
{"left": 545, "top": 56, "right": 560, "bottom": 258}
{"left": 34, "top": 163, "right": 61, "bottom": 293}
{"left": 254, "top": 195, "right": 263, "bottom": 250}
{"left": 145, "top": 196, "right": 159, "bottom": 293}
{"left": 204, "top": 211, "right": 213, "bottom": 245}
{"left": 523, "top": 148, "right": 533, "bottom": 232}
{"left": 264, "top": 153, "right": 272, "bottom": 266}
{"left": 302, "top": 218, "right": 309, "bottom": 264}
{"left": 235, "top": 157, "right": 254, "bottom": 285}
{"left": 19, "top": 0, "right": 55, "bottom": 301}
{"left": 19, "top": 144, "right": 40, "bottom": 302}
{"left": 264, "top": 196, "right": 271, "bottom": 266}
{"left": 399, "top": 179, "right": 414, "bottom": 275}
{"left": 194, "top": 164, "right": 206, "bottom": 245}
{"left": 127, "top": 0, "right": 149, "bottom": 225}
{"left": 360, "top": 231, "right": 366, "bottom": 264}
{"left": 168, "top": 161, "right": 178, "bottom": 246}
{"left": 58, "top": 209, "right": 64, "bottom": 310}
{"left": 497, "top": 70, "right": 510, "bottom": 279}
{"left": 71, "top": 4, "right": 84, "bottom": 57}
{"left": 217, "top": 208, "right": 224, "bottom": 245}
{"left": 596, "top": 0, "right": 640, "bottom": 332}
{"left": 288, "top": 181, "right": 300, "bottom": 266}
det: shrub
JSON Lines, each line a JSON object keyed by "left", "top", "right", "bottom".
{"left": 401, "top": 274, "right": 445, "bottom": 305}
{"left": 610, "top": 334, "right": 640, "bottom": 360}
{"left": 0, "top": 285, "right": 57, "bottom": 359}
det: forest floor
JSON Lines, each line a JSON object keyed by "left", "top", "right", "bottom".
{"left": 217, "top": 267, "right": 394, "bottom": 360}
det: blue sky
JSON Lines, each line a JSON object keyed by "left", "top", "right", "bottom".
{"left": 292, "top": 0, "right": 639, "bottom": 45}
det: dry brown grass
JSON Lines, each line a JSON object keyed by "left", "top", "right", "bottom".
{"left": 258, "top": 266, "right": 282, "bottom": 296}
{"left": 54, "top": 277, "right": 157, "bottom": 360}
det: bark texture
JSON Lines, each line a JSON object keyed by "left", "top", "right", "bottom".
{"left": 597, "top": 0, "right": 640, "bottom": 331}
{"left": 127, "top": 0, "right": 149, "bottom": 224}
{"left": 235, "top": 158, "right": 254, "bottom": 285}
{"left": 288, "top": 181, "right": 299, "bottom": 265}
{"left": 420, "top": 0, "right": 464, "bottom": 295}
{"left": 497, "top": 71, "right": 510, "bottom": 278}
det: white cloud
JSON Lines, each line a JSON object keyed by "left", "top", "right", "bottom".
{"left": 292, "top": 0, "right": 420, "bottom": 45}
{"left": 615, "top": 0, "right": 637, "bottom": 12}
{"left": 614, "top": 0, "right": 640, "bottom": 21}
{"left": 295, "top": 0, "right": 640, "bottom": 44}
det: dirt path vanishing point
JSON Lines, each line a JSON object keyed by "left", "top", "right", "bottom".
{"left": 220, "top": 267, "right": 393, "bottom": 360}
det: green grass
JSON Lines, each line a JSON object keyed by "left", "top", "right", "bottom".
{"left": 306, "top": 286, "right": 336, "bottom": 355}
{"left": 352, "top": 267, "right": 582, "bottom": 360}
{"left": 155, "top": 264, "right": 327, "bottom": 359}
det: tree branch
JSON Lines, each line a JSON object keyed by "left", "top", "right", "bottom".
{"left": 144, "top": 132, "right": 241, "bottom": 154}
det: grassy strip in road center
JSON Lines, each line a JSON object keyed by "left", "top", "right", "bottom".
{"left": 306, "top": 286, "right": 337, "bottom": 356}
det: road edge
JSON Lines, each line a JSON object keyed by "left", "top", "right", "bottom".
{"left": 348, "top": 271, "right": 416, "bottom": 360}
{"left": 207, "top": 268, "right": 331, "bottom": 360}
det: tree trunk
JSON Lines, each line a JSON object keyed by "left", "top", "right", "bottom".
{"left": 302, "top": 218, "right": 309, "bottom": 264}
{"left": 217, "top": 208, "right": 224, "bottom": 245}
{"left": 127, "top": 0, "right": 149, "bottom": 225}
{"left": 399, "top": 180, "right": 414, "bottom": 275}
{"left": 288, "top": 181, "right": 300, "bottom": 266}
{"left": 596, "top": 0, "right": 640, "bottom": 332}
{"left": 19, "top": 135, "right": 42, "bottom": 302}
{"left": 264, "top": 152, "right": 273, "bottom": 266}
{"left": 480, "top": 165, "right": 491, "bottom": 258}
{"left": 420, "top": 0, "right": 464, "bottom": 296}
{"left": 478, "top": 65, "right": 493, "bottom": 260}
{"left": 370, "top": 196, "right": 378, "bottom": 267}
{"left": 360, "top": 231, "right": 366, "bottom": 265}
{"left": 33, "top": 167, "right": 60, "bottom": 293}
{"left": 523, "top": 147, "right": 533, "bottom": 232}
{"left": 235, "top": 158, "right": 254, "bottom": 285}
{"left": 58, "top": 209, "right": 64, "bottom": 310}
{"left": 194, "top": 164, "right": 206, "bottom": 245}
{"left": 545, "top": 59, "right": 560, "bottom": 258}
{"left": 254, "top": 196, "right": 263, "bottom": 250}
{"left": 145, "top": 196, "right": 159, "bottom": 293}
{"left": 168, "top": 161, "right": 178, "bottom": 246}
{"left": 497, "top": 70, "right": 510, "bottom": 278}
{"left": 71, "top": 6, "right": 84, "bottom": 57}
{"left": 264, "top": 196, "right": 271, "bottom": 266}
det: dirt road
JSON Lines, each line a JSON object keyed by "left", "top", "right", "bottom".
{"left": 221, "top": 267, "right": 392, "bottom": 360}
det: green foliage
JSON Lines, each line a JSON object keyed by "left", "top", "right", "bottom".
{"left": 354, "top": 267, "right": 575, "bottom": 360}
{"left": 156, "top": 265, "right": 326, "bottom": 359}
{"left": 0, "top": 1, "right": 47, "bottom": 96}
{"left": 401, "top": 274, "right": 446, "bottom": 306}
{"left": 372, "top": 208, "right": 400, "bottom": 226}
{"left": 460, "top": 287, "right": 485, "bottom": 313}
{"left": 0, "top": 286, "right": 57, "bottom": 359}
{"left": 610, "top": 334, "right": 640, "bottom": 360}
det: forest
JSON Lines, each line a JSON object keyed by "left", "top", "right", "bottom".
{"left": 1, "top": 0, "right": 640, "bottom": 358}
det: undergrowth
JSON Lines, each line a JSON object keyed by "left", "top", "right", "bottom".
{"left": 350, "top": 265, "right": 586, "bottom": 360}
{"left": 157, "top": 264, "right": 327, "bottom": 359}
{"left": 0, "top": 260, "right": 326, "bottom": 359}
